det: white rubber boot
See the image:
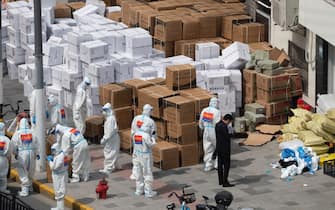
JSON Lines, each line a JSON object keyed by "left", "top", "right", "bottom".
{"left": 18, "top": 186, "right": 29, "bottom": 197}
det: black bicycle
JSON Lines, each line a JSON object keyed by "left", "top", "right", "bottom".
{"left": 196, "top": 191, "right": 233, "bottom": 210}
{"left": 166, "top": 185, "right": 196, "bottom": 210}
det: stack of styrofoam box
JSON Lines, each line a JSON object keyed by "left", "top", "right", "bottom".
{"left": 125, "top": 33, "right": 152, "bottom": 58}
{"left": 221, "top": 42, "right": 250, "bottom": 69}
{"left": 65, "top": 31, "right": 93, "bottom": 73}
{"left": 62, "top": 70, "right": 82, "bottom": 108}
{"left": 133, "top": 66, "right": 158, "bottom": 79}
{"left": 18, "top": 64, "right": 28, "bottom": 83}
{"left": 19, "top": 11, "right": 47, "bottom": 50}
{"left": 201, "top": 57, "right": 225, "bottom": 70}
{"left": 2, "top": 15, "right": 9, "bottom": 74}
{"left": 43, "top": 36, "right": 64, "bottom": 66}
{"left": 112, "top": 57, "right": 135, "bottom": 83}
{"left": 6, "top": 4, "right": 31, "bottom": 79}
{"left": 54, "top": 18, "right": 77, "bottom": 27}
{"left": 47, "top": 64, "right": 66, "bottom": 105}
{"left": 90, "top": 31, "right": 121, "bottom": 56}
{"left": 195, "top": 42, "right": 220, "bottom": 61}
{"left": 80, "top": 40, "right": 109, "bottom": 73}
{"left": 42, "top": 6, "right": 55, "bottom": 26}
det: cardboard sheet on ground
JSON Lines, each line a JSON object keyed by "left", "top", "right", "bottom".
{"left": 240, "top": 133, "right": 274, "bottom": 146}
{"left": 256, "top": 124, "right": 281, "bottom": 134}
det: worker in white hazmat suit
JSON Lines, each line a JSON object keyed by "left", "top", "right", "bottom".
{"left": 132, "top": 129, "right": 157, "bottom": 198}
{"left": 0, "top": 122, "right": 11, "bottom": 193}
{"left": 11, "top": 118, "right": 40, "bottom": 196}
{"left": 99, "top": 103, "right": 121, "bottom": 175}
{"left": 47, "top": 143, "right": 68, "bottom": 210}
{"left": 47, "top": 94, "right": 67, "bottom": 127}
{"left": 72, "top": 77, "right": 91, "bottom": 134}
{"left": 130, "top": 104, "right": 157, "bottom": 180}
{"left": 199, "top": 97, "right": 221, "bottom": 172}
{"left": 55, "top": 124, "right": 90, "bottom": 183}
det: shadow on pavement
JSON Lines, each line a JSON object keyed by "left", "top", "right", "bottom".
{"left": 77, "top": 197, "right": 95, "bottom": 204}
{"left": 231, "top": 158, "right": 254, "bottom": 168}
{"left": 154, "top": 168, "right": 191, "bottom": 179}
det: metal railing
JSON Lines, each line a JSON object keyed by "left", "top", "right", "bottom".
{"left": 0, "top": 191, "right": 35, "bottom": 210}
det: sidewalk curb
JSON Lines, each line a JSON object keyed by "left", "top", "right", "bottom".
{"left": 10, "top": 169, "right": 94, "bottom": 210}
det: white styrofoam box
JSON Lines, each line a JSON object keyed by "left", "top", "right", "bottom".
{"left": 86, "top": 0, "right": 106, "bottom": 16}
{"left": 46, "top": 85, "right": 64, "bottom": 105}
{"left": 113, "top": 58, "right": 135, "bottom": 83}
{"left": 47, "top": 23, "right": 73, "bottom": 38}
{"left": 44, "top": 65, "right": 52, "bottom": 86}
{"left": 26, "top": 64, "right": 35, "bottom": 80}
{"left": 195, "top": 42, "right": 220, "bottom": 61}
{"left": 7, "top": 58, "right": 19, "bottom": 80}
{"left": 42, "top": 7, "right": 55, "bottom": 26}
{"left": 51, "top": 65, "right": 65, "bottom": 88}
{"left": 2, "top": 42, "right": 7, "bottom": 60}
{"left": 54, "top": 18, "right": 77, "bottom": 27}
{"left": 28, "top": 0, "right": 56, "bottom": 9}
{"left": 20, "top": 12, "right": 47, "bottom": 34}
{"left": 196, "top": 71, "right": 207, "bottom": 89}
{"left": 135, "top": 58, "right": 152, "bottom": 67}
{"left": 2, "top": 20, "right": 9, "bottom": 38}
{"left": 61, "top": 71, "right": 83, "bottom": 91}
{"left": 68, "top": 44, "right": 81, "bottom": 54}
{"left": 44, "top": 55, "right": 63, "bottom": 67}
{"left": 221, "top": 42, "right": 250, "bottom": 69}
{"left": 149, "top": 48, "right": 165, "bottom": 59}
{"left": 7, "top": 1, "right": 31, "bottom": 9}
{"left": 235, "top": 90, "right": 242, "bottom": 108}
{"left": 88, "top": 85, "right": 100, "bottom": 105}
{"left": 80, "top": 40, "right": 109, "bottom": 64}
{"left": 218, "top": 87, "right": 236, "bottom": 115}
{"left": 88, "top": 62, "right": 114, "bottom": 77}
{"left": 204, "top": 70, "right": 231, "bottom": 92}
{"left": 133, "top": 66, "right": 158, "bottom": 79}
{"left": 82, "top": 62, "right": 90, "bottom": 77}
{"left": 8, "top": 26, "right": 21, "bottom": 47}
{"left": 317, "top": 94, "right": 335, "bottom": 112}
{"left": 125, "top": 46, "right": 152, "bottom": 58}
{"left": 66, "top": 52, "right": 82, "bottom": 73}
{"left": 6, "top": 43, "right": 25, "bottom": 64}
{"left": 190, "top": 61, "right": 205, "bottom": 71}
{"left": 20, "top": 32, "right": 47, "bottom": 47}
{"left": 27, "top": 64, "right": 52, "bottom": 86}
{"left": 106, "top": 6, "right": 121, "bottom": 13}
{"left": 151, "top": 59, "right": 172, "bottom": 78}
{"left": 166, "top": 55, "right": 193, "bottom": 62}
{"left": 73, "top": 4, "right": 99, "bottom": 22}
{"left": 84, "top": 14, "right": 115, "bottom": 26}
{"left": 229, "top": 70, "right": 242, "bottom": 91}
{"left": 47, "top": 36, "right": 64, "bottom": 45}
{"left": 201, "top": 58, "right": 225, "bottom": 70}
{"left": 7, "top": 7, "right": 30, "bottom": 29}
{"left": 126, "top": 33, "right": 152, "bottom": 49}
{"left": 18, "top": 64, "right": 28, "bottom": 83}
{"left": 43, "top": 44, "right": 64, "bottom": 66}
{"left": 66, "top": 31, "right": 93, "bottom": 47}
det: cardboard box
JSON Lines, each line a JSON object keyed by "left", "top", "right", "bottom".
{"left": 154, "top": 16, "right": 182, "bottom": 42}
{"left": 288, "top": 73, "right": 303, "bottom": 96}
{"left": 167, "top": 122, "right": 198, "bottom": 144}
{"left": 139, "top": 9, "right": 160, "bottom": 35}
{"left": 106, "top": 11, "right": 122, "bottom": 22}
{"left": 84, "top": 115, "right": 104, "bottom": 138}
{"left": 155, "top": 119, "right": 167, "bottom": 139}
{"left": 171, "top": 143, "right": 199, "bottom": 167}
{"left": 193, "top": 14, "right": 217, "bottom": 38}
{"left": 138, "top": 85, "right": 178, "bottom": 118}
{"left": 114, "top": 106, "right": 133, "bottom": 130}
{"left": 166, "top": 64, "right": 196, "bottom": 91}
{"left": 180, "top": 89, "right": 213, "bottom": 115}
{"left": 99, "top": 84, "right": 132, "bottom": 108}
{"left": 232, "top": 23, "right": 265, "bottom": 43}
{"left": 66, "top": 2, "right": 86, "bottom": 13}
{"left": 243, "top": 69, "right": 257, "bottom": 85}
{"left": 257, "top": 88, "right": 290, "bottom": 103}
{"left": 265, "top": 114, "right": 288, "bottom": 125}
{"left": 244, "top": 84, "right": 257, "bottom": 103}
{"left": 222, "top": 15, "right": 251, "bottom": 40}
{"left": 147, "top": 78, "right": 166, "bottom": 85}
{"left": 182, "top": 16, "right": 200, "bottom": 40}
{"left": 123, "top": 79, "right": 154, "bottom": 102}
{"left": 154, "top": 39, "right": 174, "bottom": 57}
{"left": 119, "top": 129, "right": 132, "bottom": 151}
{"left": 256, "top": 100, "right": 290, "bottom": 117}
{"left": 54, "top": 3, "right": 71, "bottom": 18}
{"left": 248, "top": 42, "right": 273, "bottom": 53}
{"left": 153, "top": 141, "right": 179, "bottom": 170}
{"left": 163, "top": 96, "right": 195, "bottom": 124}
{"left": 256, "top": 73, "right": 290, "bottom": 90}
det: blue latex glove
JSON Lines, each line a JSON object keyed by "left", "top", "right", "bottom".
{"left": 32, "top": 116, "right": 36, "bottom": 125}
{"left": 46, "top": 111, "right": 49, "bottom": 119}
{"left": 36, "top": 155, "right": 40, "bottom": 160}
{"left": 47, "top": 155, "right": 53, "bottom": 162}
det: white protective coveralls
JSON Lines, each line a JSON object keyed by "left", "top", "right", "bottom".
{"left": 48, "top": 143, "right": 68, "bottom": 210}
{"left": 0, "top": 122, "right": 11, "bottom": 193}
{"left": 48, "top": 94, "right": 67, "bottom": 127}
{"left": 133, "top": 130, "right": 157, "bottom": 198}
{"left": 12, "top": 118, "right": 39, "bottom": 196}
{"left": 130, "top": 104, "right": 157, "bottom": 181}
{"left": 199, "top": 97, "right": 221, "bottom": 171}
{"left": 99, "top": 103, "right": 121, "bottom": 174}
{"left": 72, "top": 77, "right": 91, "bottom": 134}
{"left": 55, "top": 124, "right": 90, "bottom": 183}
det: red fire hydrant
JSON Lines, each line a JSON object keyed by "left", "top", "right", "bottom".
{"left": 96, "top": 178, "right": 109, "bottom": 199}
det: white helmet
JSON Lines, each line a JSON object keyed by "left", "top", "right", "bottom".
{"left": 209, "top": 97, "right": 219, "bottom": 108}
{"left": 48, "top": 94, "right": 57, "bottom": 106}
{"left": 102, "top": 103, "right": 113, "bottom": 116}
{"left": 142, "top": 104, "right": 153, "bottom": 116}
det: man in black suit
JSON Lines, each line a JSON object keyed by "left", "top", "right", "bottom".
{"left": 215, "top": 114, "right": 234, "bottom": 187}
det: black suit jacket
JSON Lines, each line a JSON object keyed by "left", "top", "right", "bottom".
{"left": 215, "top": 120, "right": 231, "bottom": 157}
